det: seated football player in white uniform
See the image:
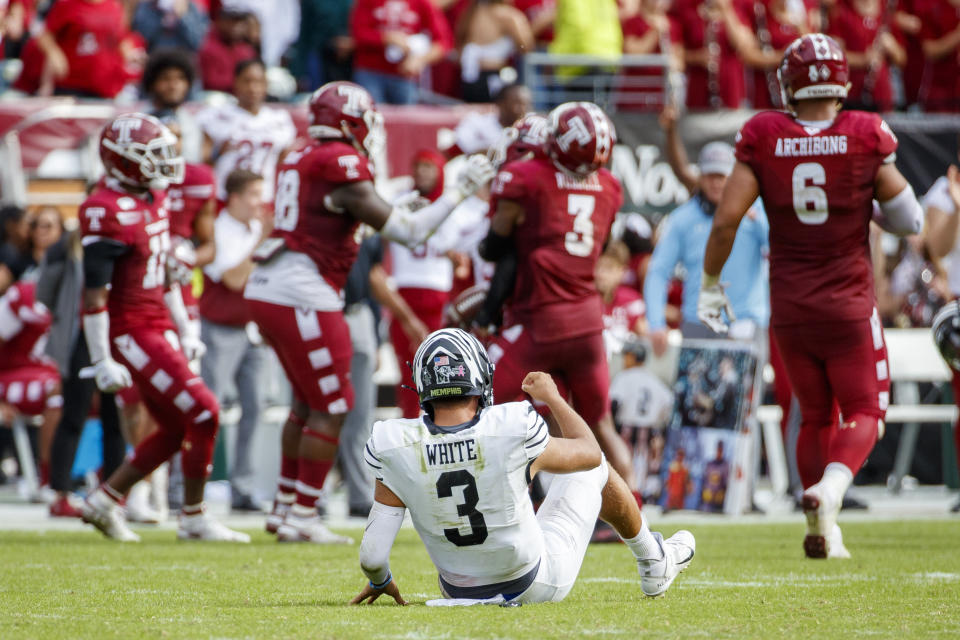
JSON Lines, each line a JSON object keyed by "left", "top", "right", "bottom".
{"left": 351, "top": 328, "right": 695, "bottom": 605}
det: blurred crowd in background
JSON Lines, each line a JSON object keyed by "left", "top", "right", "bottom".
{"left": 0, "top": 0, "right": 957, "bottom": 111}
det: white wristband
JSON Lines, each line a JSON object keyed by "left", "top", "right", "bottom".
{"left": 82, "top": 309, "right": 113, "bottom": 364}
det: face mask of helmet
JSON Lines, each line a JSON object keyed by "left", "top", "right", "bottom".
{"left": 102, "top": 131, "right": 185, "bottom": 190}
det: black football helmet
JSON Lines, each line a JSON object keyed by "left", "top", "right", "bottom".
{"left": 933, "top": 301, "right": 960, "bottom": 371}
{"left": 413, "top": 328, "right": 494, "bottom": 414}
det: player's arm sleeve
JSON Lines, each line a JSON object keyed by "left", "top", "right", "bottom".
{"left": 643, "top": 214, "right": 682, "bottom": 331}
{"left": 358, "top": 501, "right": 406, "bottom": 587}
{"left": 473, "top": 250, "right": 516, "bottom": 328}
{"left": 81, "top": 238, "right": 129, "bottom": 289}
{"left": 872, "top": 184, "right": 923, "bottom": 236}
{"left": 479, "top": 170, "right": 526, "bottom": 262}
{"left": 478, "top": 223, "right": 514, "bottom": 262}
{"left": 524, "top": 403, "right": 550, "bottom": 462}
{"left": 380, "top": 193, "right": 463, "bottom": 248}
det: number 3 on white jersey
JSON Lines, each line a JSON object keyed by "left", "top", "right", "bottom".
{"left": 564, "top": 194, "right": 595, "bottom": 257}
{"left": 792, "top": 162, "right": 828, "bottom": 225}
{"left": 274, "top": 169, "right": 300, "bottom": 231}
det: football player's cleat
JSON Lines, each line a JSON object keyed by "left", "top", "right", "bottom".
{"left": 177, "top": 513, "right": 251, "bottom": 543}
{"left": 802, "top": 483, "right": 846, "bottom": 559}
{"left": 825, "top": 524, "right": 851, "bottom": 559}
{"left": 276, "top": 515, "right": 353, "bottom": 545}
{"left": 49, "top": 494, "right": 84, "bottom": 519}
{"left": 637, "top": 530, "right": 695, "bottom": 597}
{"left": 82, "top": 489, "right": 141, "bottom": 542}
{"left": 265, "top": 499, "right": 291, "bottom": 534}
{"left": 126, "top": 481, "right": 163, "bottom": 524}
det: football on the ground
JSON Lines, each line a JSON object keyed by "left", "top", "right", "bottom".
{"left": 444, "top": 282, "right": 491, "bottom": 328}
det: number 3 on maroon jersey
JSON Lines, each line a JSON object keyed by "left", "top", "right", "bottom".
{"left": 565, "top": 194, "right": 596, "bottom": 257}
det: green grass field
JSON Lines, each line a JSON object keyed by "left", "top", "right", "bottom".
{"left": 2, "top": 520, "right": 959, "bottom": 639}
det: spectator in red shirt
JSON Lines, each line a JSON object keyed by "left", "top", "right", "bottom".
{"left": 673, "top": 0, "right": 753, "bottom": 110}
{"left": 350, "top": 0, "right": 453, "bottom": 104}
{"left": 745, "top": 0, "right": 809, "bottom": 109}
{"left": 32, "top": 0, "right": 145, "bottom": 98}
{"left": 619, "top": 0, "right": 683, "bottom": 111}
{"left": 198, "top": 5, "right": 257, "bottom": 92}
{"left": 894, "top": 1, "right": 925, "bottom": 107}
{"left": 828, "top": 0, "right": 905, "bottom": 112}
{"left": 918, "top": 0, "right": 960, "bottom": 112}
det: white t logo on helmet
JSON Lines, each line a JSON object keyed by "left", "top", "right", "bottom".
{"left": 337, "top": 84, "right": 370, "bottom": 117}
{"left": 557, "top": 116, "right": 591, "bottom": 152}
{"left": 112, "top": 117, "right": 142, "bottom": 144}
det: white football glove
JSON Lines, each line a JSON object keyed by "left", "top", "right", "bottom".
{"left": 80, "top": 309, "right": 132, "bottom": 392}
{"left": 87, "top": 359, "right": 133, "bottom": 393}
{"left": 697, "top": 277, "right": 736, "bottom": 335}
{"left": 166, "top": 238, "right": 197, "bottom": 286}
{"left": 179, "top": 319, "right": 206, "bottom": 362}
{"left": 455, "top": 154, "right": 496, "bottom": 200}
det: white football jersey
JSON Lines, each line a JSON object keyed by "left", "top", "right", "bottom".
{"left": 197, "top": 102, "right": 297, "bottom": 203}
{"left": 365, "top": 401, "right": 550, "bottom": 589}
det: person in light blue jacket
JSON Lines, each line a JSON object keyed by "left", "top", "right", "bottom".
{"left": 644, "top": 141, "right": 769, "bottom": 357}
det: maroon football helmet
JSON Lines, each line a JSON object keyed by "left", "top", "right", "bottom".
{"left": 308, "top": 81, "right": 384, "bottom": 158}
{"left": 488, "top": 113, "right": 548, "bottom": 169}
{"left": 778, "top": 33, "right": 850, "bottom": 105}
{"left": 99, "top": 112, "right": 184, "bottom": 190}
{"left": 547, "top": 102, "right": 616, "bottom": 176}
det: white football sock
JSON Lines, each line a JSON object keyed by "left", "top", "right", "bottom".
{"left": 819, "top": 463, "right": 853, "bottom": 501}
{"left": 622, "top": 520, "right": 663, "bottom": 561}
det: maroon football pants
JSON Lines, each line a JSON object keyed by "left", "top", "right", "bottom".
{"left": 488, "top": 325, "right": 611, "bottom": 427}
{"left": 772, "top": 310, "right": 889, "bottom": 488}
{"left": 110, "top": 327, "right": 219, "bottom": 479}
{"left": 390, "top": 287, "right": 449, "bottom": 419}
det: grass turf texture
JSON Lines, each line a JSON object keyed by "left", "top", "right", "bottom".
{"left": 2, "top": 520, "right": 959, "bottom": 639}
